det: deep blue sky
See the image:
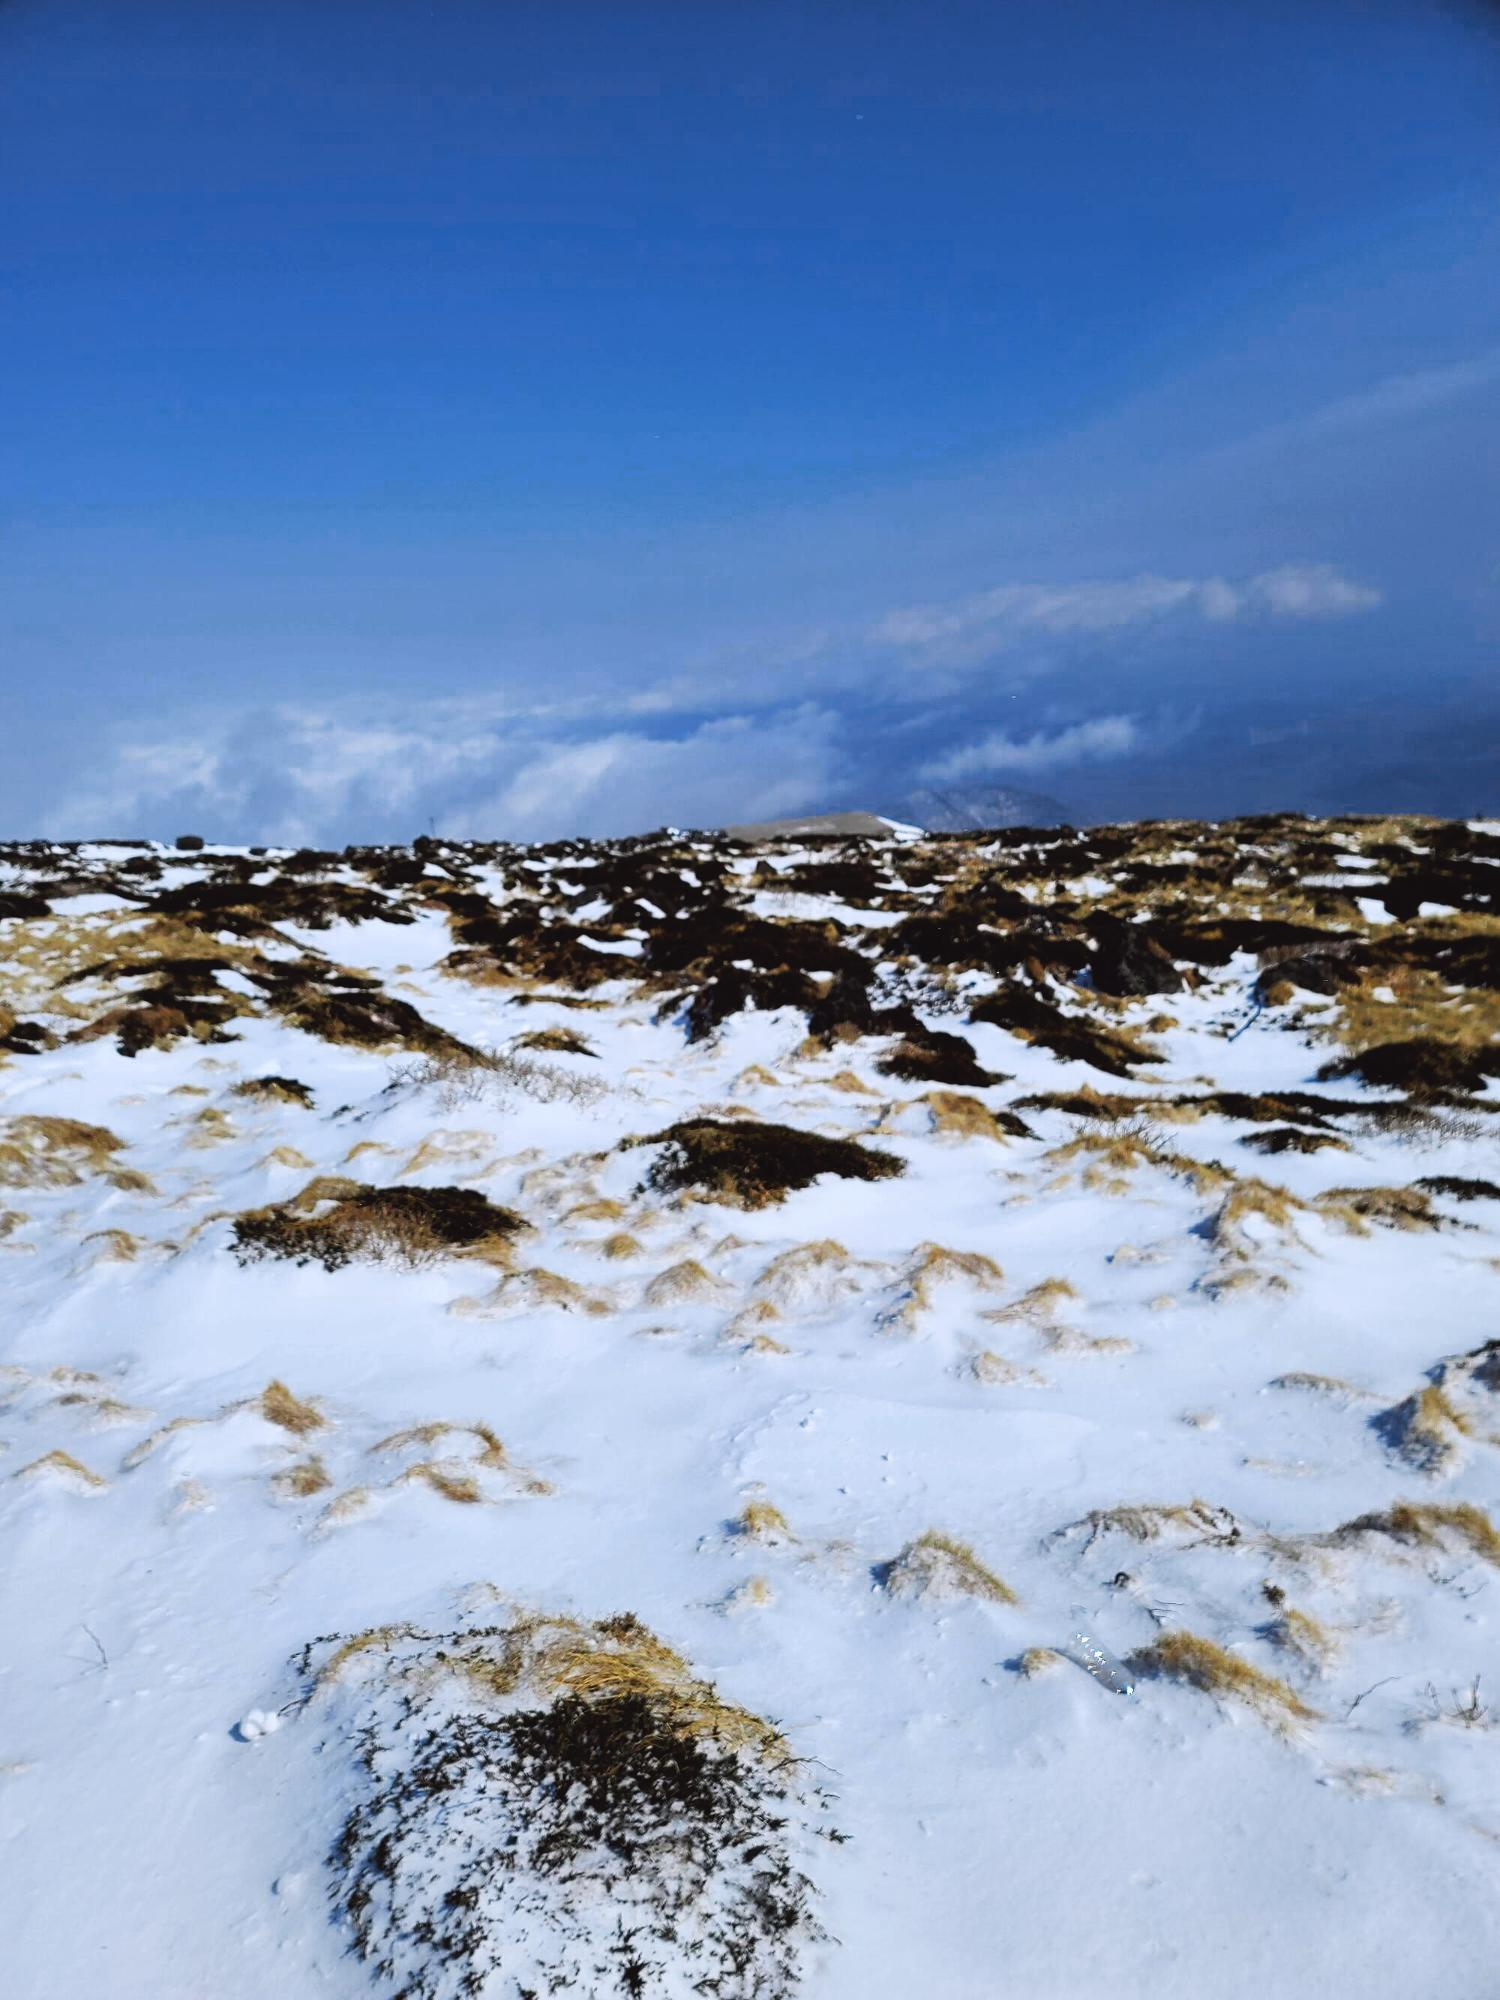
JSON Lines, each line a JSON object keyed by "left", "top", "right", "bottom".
{"left": 3, "top": 0, "right": 1498, "bottom": 839}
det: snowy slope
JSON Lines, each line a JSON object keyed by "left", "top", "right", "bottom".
{"left": 1, "top": 816, "right": 1498, "bottom": 1998}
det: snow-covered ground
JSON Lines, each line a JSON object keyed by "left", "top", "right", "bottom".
{"left": 1, "top": 819, "right": 1498, "bottom": 1998}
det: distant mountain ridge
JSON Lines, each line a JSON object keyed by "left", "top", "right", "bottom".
{"left": 894, "top": 783, "right": 1070, "bottom": 831}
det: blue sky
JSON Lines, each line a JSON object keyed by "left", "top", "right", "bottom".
{"left": 3, "top": 0, "right": 1498, "bottom": 840}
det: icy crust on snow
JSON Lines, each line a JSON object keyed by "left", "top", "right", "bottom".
{"left": 1, "top": 813, "right": 1500, "bottom": 1998}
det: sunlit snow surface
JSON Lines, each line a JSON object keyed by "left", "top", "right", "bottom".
{"left": 2, "top": 817, "right": 1499, "bottom": 1998}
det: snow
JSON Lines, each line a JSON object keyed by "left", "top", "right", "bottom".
{"left": 1, "top": 831, "right": 1498, "bottom": 1998}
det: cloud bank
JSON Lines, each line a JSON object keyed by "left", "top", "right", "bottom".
{"left": 40, "top": 560, "right": 1379, "bottom": 844}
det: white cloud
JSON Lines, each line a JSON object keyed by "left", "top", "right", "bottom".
{"left": 921, "top": 714, "right": 1141, "bottom": 782}
{"left": 870, "top": 563, "right": 1380, "bottom": 671}
{"left": 45, "top": 701, "right": 844, "bottom": 847}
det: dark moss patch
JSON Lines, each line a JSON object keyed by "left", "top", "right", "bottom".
{"left": 970, "top": 984, "right": 1163, "bottom": 1079}
{"left": 232, "top": 1183, "right": 524, "bottom": 1271}
{"left": 631, "top": 1117, "right": 903, "bottom": 1209}
{"left": 1317, "top": 1039, "right": 1499, "bottom": 1099}
{"left": 330, "top": 1681, "right": 823, "bottom": 2000}
{"left": 1417, "top": 1174, "right": 1500, "bottom": 1203}
{"left": 1240, "top": 1126, "right": 1347, "bottom": 1156}
{"left": 512, "top": 1026, "right": 597, "bottom": 1057}
{"left": 803, "top": 966, "right": 917, "bottom": 1044}
{"left": 877, "top": 1026, "right": 1003, "bottom": 1087}
{"left": 1088, "top": 917, "right": 1183, "bottom": 997}
{"left": 682, "top": 966, "right": 822, "bottom": 1043}
{"left": 232, "top": 1075, "right": 315, "bottom": 1108}
{"left": 0, "top": 1016, "right": 53, "bottom": 1055}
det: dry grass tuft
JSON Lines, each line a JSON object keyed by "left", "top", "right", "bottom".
{"left": 232, "top": 1075, "right": 315, "bottom": 1107}
{"left": 1062, "top": 1499, "right": 1242, "bottom": 1551}
{"left": 1269, "top": 1371, "right": 1368, "bottom": 1402}
{"left": 642, "top": 1258, "right": 726, "bottom": 1306}
{"left": 1129, "top": 1630, "right": 1317, "bottom": 1725}
{"left": 969, "top": 1349, "right": 1049, "bottom": 1387}
{"left": 732, "top": 1498, "right": 796, "bottom": 1545}
{"left": 1335, "top": 1500, "right": 1500, "bottom": 1566}
{"left": 723, "top": 1575, "right": 775, "bottom": 1611}
{"left": 983, "top": 1276, "right": 1080, "bottom": 1325}
{"left": 1015, "top": 1646, "right": 1065, "bottom": 1678}
{"left": 373, "top": 1419, "right": 511, "bottom": 1472}
{"left": 512, "top": 1025, "right": 597, "bottom": 1057}
{"left": 14, "top": 1447, "right": 107, "bottom": 1492}
{"left": 882, "top": 1242, "right": 1005, "bottom": 1333}
{"left": 919, "top": 1091, "right": 1023, "bottom": 1142}
{"left": 1316, "top": 1185, "right": 1445, "bottom": 1235}
{"left": 1261, "top": 1602, "right": 1339, "bottom": 1675}
{"left": 826, "top": 1068, "right": 878, "bottom": 1095}
{"left": 1373, "top": 1384, "right": 1470, "bottom": 1475}
{"left": 310, "top": 1607, "right": 785, "bottom": 1756}
{"left": 260, "top": 1379, "right": 326, "bottom": 1436}
{"left": 455, "top": 1266, "right": 612, "bottom": 1318}
{"left": 272, "top": 1457, "right": 333, "bottom": 1499}
{"left": 0, "top": 1115, "right": 133, "bottom": 1190}
{"left": 591, "top": 1230, "right": 643, "bottom": 1260}
{"left": 879, "top": 1529, "right": 1017, "bottom": 1605}
{"left": 565, "top": 1196, "right": 628, "bottom": 1225}
{"left": 401, "top": 1461, "right": 485, "bottom": 1504}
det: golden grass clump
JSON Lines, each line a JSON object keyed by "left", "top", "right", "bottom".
{"left": 642, "top": 1259, "right": 727, "bottom": 1306}
{"left": 983, "top": 1277, "right": 1080, "bottom": 1325}
{"left": 1315, "top": 1185, "right": 1444, "bottom": 1235}
{"left": 122, "top": 1413, "right": 210, "bottom": 1469}
{"left": 1062, "top": 1498, "right": 1242, "bottom": 1551}
{"left": 1375, "top": 1384, "right": 1470, "bottom": 1476}
{"left": 454, "top": 1266, "right": 612, "bottom": 1318}
{"left": 260, "top": 1379, "right": 326, "bottom": 1436}
{"left": 373, "top": 1419, "right": 510, "bottom": 1471}
{"left": 271, "top": 1457, "right": 333, "bottom": 1499}
{"left": 0, "top": 1115, "right": 134, "bottom": 1191}
{"left": 583, "top": 1231, "right": 638, "bottom": 1262}
{"left": 1335, "top": 1500, "right": 1500, "bottom": 1566}
{"left": 1262, "top": 1604, "right": 1339, "bottom": 1675}
{"left": 1129, "top": 1630, "right": 1317, "bottom": 1725}
{"left": 565, "top": 1196, "right": 628, "bottom": 1225}
{"left": 1327, "top": 960, "right": 1500, "bottom": 1059}
{"left": 920, "top": 1092, "right": 1014, "bottom": 1142}
{"left": 881, "top": 1242, "right": 1005, "bottom": 1333}
{"left": 880, "top": 1529, "right": 1018, "bottom": 1605}
{"left": 1015, "top": 1646, "right": 1064, "bottom": 1678}
{"left": 751, "top": 1238, "right": 881, "bottom": 1317}
{"left": 732, "top": 1499, "right": 796, "bottom": 1545}
{"left": 723, "top": 1575, "right": 775, "bottom": 1611}
{"left": 826, "top": 1068, "right": 878, "bottom": 1095}
{"left": 313, "top": 1608, "right": 784, "bottom": 1757}
{"left": 232, "top": 1075, "right": 315, "bottom": 1107}
{"left": 970, "top": 1350, "right": 1048, "bottom": 1388}
{"left": 14, "top": 1448, "right": 107, "bottom": 1492}
{"left": 401, "top": 1462, "right": 484, "bottom": 1504}
{"left": 1046, "top": 1125, "right": 1228, "bottom": 1196}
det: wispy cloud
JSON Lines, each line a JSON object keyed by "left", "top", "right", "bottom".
{"left": 920, "top": 714, "right": 1143, "bottom": 783}
{"left": 867, "top": 563, "right": 1379, "bottom": 672}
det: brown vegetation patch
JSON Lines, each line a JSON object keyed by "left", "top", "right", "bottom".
{"left": 630, "top": 1117, "right": 902, "bottom": 1209}
{"left": 232, "top": 1181, "right": 525, "bottom": 1272}
{"left": 1128, "top": 1631, "right": 1316, "bottom": 1725}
